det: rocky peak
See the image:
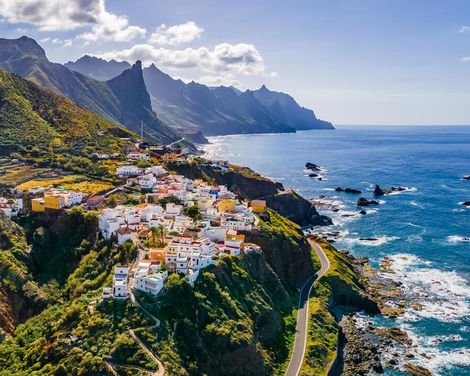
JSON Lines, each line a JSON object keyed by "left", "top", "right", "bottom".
{"left": 0, "top": 36, "right": 47, "bottom": 61}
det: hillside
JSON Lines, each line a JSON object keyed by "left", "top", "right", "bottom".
{"left": 0, "top": 36, "right": 179, "bottom": 144}
{"left": 0, "top": 69, "right": 133, "bottom": 175}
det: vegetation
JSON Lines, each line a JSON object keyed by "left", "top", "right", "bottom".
{"left": 138, "top": 253, "right": 297, "bottom": 375}
{"left": 0, "top": 70, "right": 136, "bottom": 178}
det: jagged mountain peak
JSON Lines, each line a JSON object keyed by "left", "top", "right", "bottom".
{"left": 0, "top": 35, "right": 47, "bottom": 61}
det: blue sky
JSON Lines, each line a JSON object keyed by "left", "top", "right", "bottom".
{"left": 1, "top": 0, "right": 470, "bottom": 125}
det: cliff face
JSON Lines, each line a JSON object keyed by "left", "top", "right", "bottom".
{"left": 0, "top": 213, "right": 46, "bottom": 333}
{"left": 168, "top": 161, "right": 331, "bottom": 227}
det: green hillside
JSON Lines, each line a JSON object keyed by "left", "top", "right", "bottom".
{"left": 0, "top": 70, "right": 134, "bottom": 175}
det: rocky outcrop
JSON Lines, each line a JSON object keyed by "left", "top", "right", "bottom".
{"left": 335, "top": 187, "right": 362, "bottom": 194}
{"left": 168, "top": 160, "right": 331, "bottom": 226}
{"left": 357, "top": 198, "right": 380, "bottom": 207}
{"left": 463, "top": 176, "right": 470, "bottom": 181}
{"left": 461, "top": 201, "right": 470, "bottom": 207}
{"left": 374, "top": 185, "right": 413, "bottom": 196}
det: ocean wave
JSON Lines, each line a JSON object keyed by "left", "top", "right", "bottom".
{"left": 343, "top": 235, "right": 399, "bottom": 247}
{"left": 447, "top": 235, "right": 470, "bottom": 244}
{"left": 410, "top": 200, "right": 424, "bottom": 209}
{"left": 381, "top": 254, "right": 470, "bottom": 323}
{"left": 406, "top": 234, "right": 423, "bottom": 243}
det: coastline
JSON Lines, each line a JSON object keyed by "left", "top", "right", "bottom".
{"left": 199, "top": 128, "right": 470, "bottom": 375}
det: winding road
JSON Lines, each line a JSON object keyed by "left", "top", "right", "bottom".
{"left": 285, "top": 240, "right": 330, "bottom": 376}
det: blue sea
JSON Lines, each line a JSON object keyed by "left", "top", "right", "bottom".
{"left": 203, "top": 126, "right": 470, "bottom": 375}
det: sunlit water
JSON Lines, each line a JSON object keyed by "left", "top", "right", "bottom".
{"left": 203, "top": 126, "right": 470, "bottom": 375}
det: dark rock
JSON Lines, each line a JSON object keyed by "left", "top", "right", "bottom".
{"left": 336, "top": 187, "right": 362, "bottom": 194}
{"left": 305, "top": 162, "right": 321, "bottom": 172}
{"left": 308, "top": 173, "right": 318, "bottom": 177}
{"left": 357, "top": 197, "right": 380, "bottom": 207}
{"left": 461, "top": 201, "right": 470, "bottom": 207}
{"left": 359, "top": 238, "right": 378, "bottom": 242}
{"left": 463, "top": 176, "right": 470, "bottom": 180}
{"left": 359, "top": 210, "right": 367, "bottom": 215}
{"left": 374, "top": 185, "right": 385, "bottom": 196}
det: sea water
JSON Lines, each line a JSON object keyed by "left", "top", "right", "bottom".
{"left": 203, "top": 126, "right": 470, "bottom": 375}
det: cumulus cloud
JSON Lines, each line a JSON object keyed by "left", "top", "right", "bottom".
{"left": 96, "top": 42, "right": 266, "bottom": 76}
{"left": 0, "top": 0, "right": 146, "bottom": 42}
{"left": 198, "top": 75, "right": 242, "bottom": 88}
{"left": 460, "top": 57, "right": 470, "bottom": 62}
{"left": 459, "top": 26, "right": 470, "bottom": 33}
{"left": 149, "top": 21, "right": 203, "bottom": 46}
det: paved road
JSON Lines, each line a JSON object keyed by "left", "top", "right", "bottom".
{"left": 285, "top": 240, "right": 330, "bottom": 376}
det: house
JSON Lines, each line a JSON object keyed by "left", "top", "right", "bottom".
{"left": 250, "top": 200, "right": 266, "bottom": 213}
{"left": 139, "top": 174, "right": 157, "bottom": 190}
{"left": 0, "top": 198, "right": 23, "bottom": 218}
{"left": 86, "top": 195, "right": 105, "bottom": 210}
{"left": 31, "top": 198, "right": 46, "bottom": 212}
{"left": 113, "top": 266, "right": 129, "bottom": 298}
{"left": 116, "top": 165, "right": 141, "bottom": 176}
{"left": 127, "top": 152, "right": 151, "bottom": 161}
{"left": 150, "top": 247, "right": 167, "bottom": 263}
{"left": 102, "top": 287, "right": 112, "bottom": 299}
{"left": 217, "top": 199, "right": 236, "bottom": 213}
{"left": 132, "top": 261, "right": 168, "bottom": 295}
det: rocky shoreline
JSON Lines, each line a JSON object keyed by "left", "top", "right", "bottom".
{"left": 330, "top": 250, "right": 433, "bottom": 376}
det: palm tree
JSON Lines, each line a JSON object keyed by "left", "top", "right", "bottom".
{"left": 150, "top": 226, "right": 158, "bottom": 244}
{"left": 157, "top": 224, "right": 166, "bottom": 244}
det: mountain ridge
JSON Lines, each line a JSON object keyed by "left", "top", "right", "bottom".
{"left": 66, "top": 55, "right": 334, "bottom": 136}
{"left": 0, "top": 36, "right": 179, "bottom": 144}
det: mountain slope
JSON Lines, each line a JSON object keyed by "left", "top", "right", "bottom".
{"left": 65, "top": 55, "right": 131, "bottom": 81}
{"left": 0, "top": 36, "right": 179, "bottom": 144}
{"left": 253, "top": 85, "right": 333, "bottom": 130}
{"left": 143, "top": 64, "right": 295, "bottom": 136}
{"left": 62, "top": 56, "right": 332, "bottom": 136}
{"left": 0, "top": 69, "right": 133, "bottom": 162}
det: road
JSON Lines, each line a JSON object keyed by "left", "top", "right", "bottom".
{"left": 285, "top": 240, "right": 330, "bottom": 376}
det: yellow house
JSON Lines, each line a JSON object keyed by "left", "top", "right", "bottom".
{"left": 250, "top": 200, "right": 266, "bottom": 213}
{"left": 44, "top": 193, "right": 65, "bottom": 210}
{"left": 31, "top": 198, "right": 46, "bottom": 212}
{"left": 217, "top": 199, "right": 236, "bottom": 213}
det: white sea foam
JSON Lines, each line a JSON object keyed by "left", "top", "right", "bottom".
{"left": 381, "top": 254, "right": 470, "bottom": 323}
{"left": 447, "top": 235, "right": 470, "bottom": 244}
{"left": 386, "top": 186, "right": 417, "bottom": 196}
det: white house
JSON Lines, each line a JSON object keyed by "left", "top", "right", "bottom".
{"left": 127, "top": 152, "right": 151, "bottom": 161}
{"left": 132, "top": 261, "right": 168, "bottom": 296}
{"left": 139, "top": 174, "right": 157, "bottom": 190}
{"left": 116, "top": 165, "right": 141, "bottom": 176}
{"left": 113, "top": 266, "right": 129, "bottom": 298}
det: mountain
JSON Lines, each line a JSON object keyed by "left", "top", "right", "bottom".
{"left": 65, "top": 55, "right": 131, "bottom": 81}
{"left": 142, "top": 64, "right": 295, "bottom": 136}
{"left": 64, "top": 55, "right": 333, "bottom": 136}
{"left": 253, "top": 85, "right": 333, "bottom": 130}
{"left": 0, "top": 69, "right": 133, "bottom": 166}
{"left": 0, "top": 36, "right": 179, "bottom": 144}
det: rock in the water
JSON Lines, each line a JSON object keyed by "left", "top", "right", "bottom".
{"left": 336, "top": 187, "right": 362, "bottom": 194}
{"left": 305, "top": 162, "right": 321, "bottom": 172}
{"left": 357, "top": 197, "right": 380, "bottom": 207}
{"left": 359, "top": 210, "right": 367, "bottom": 215}
{"left": 374, "top": 185, "right": 385, "bottom": 196}
{"left": 374, "top": 184, "right": 411, "bottom": 195}
{"left": 461, "top": 201, "right": 470, "bottom": 207}
{"left": 463, "top": 176, "right": 470, "bottom": 180}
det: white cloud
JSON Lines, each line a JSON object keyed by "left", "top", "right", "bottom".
{"left": 149, "top": 21, "right": 203, "bottom": 46}
{"left": 40, "top": 36, "right": 73, "bottom": 47}
{"left": 459, "top": 26, "right": 470, "bottom": 33}
{"left": 0, "top": 0, "right": 146, "bottom": 42}
{"left": 198, "top": 75, "right": 242, "bottom": 88}
{"left": 96, "top": 42, "right": 266, "bottom": 76}
{"left": 460, "top": 57, "right": 470, "bottom": 62}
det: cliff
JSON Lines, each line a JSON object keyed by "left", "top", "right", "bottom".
{"left": 168, "top": 160, "right": 332, "bottom": 226}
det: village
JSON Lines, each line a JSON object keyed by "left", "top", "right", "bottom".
{"left": 0, "top": 145, "right": 266, "bottom": 301}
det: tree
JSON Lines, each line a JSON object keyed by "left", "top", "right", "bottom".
{"left": 157, "top": 224, "right": 166, "bottom": 244}
{"left": 150, "top": 226, "right": 158, "bottom": 244}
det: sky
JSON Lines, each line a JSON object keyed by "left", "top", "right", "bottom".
{"left": 1, "top": 0, "right": 470, "bottom": 125}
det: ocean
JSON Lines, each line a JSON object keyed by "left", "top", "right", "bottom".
{"left": 202, "top": 126, "right": 470, "bottom": 375}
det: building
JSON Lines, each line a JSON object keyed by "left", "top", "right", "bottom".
{"left": 116, "top": 165, "right": 141, "bottom": 176}
{"left": 217, "top": 199, "right": 236, "bottom": 213}
{"left": 0, "top": 197, "right": 23, "bottom": 218}
{"left": 250, "top": 200, "right": 266, "bottom": 213}
{"left": 86, "top": 195, "right": 105, "bottom": 211}
{"left": 132, "top": 261, "right": 168, "bottom": 295}
{"left": 31, "top": 190, "right": 83, "bottom": 212}
{"left": 139, "top": 174, "right": 157, "bottom": 190}
{"left": 127, "top": 152, "right": 151, "bottom": 161}
{"left": 113, "top": 266, "right": 129, "bottom": 298}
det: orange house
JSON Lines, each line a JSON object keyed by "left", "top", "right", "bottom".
{"left": 150, "top": 248, "right": 167, "bottom": 264}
